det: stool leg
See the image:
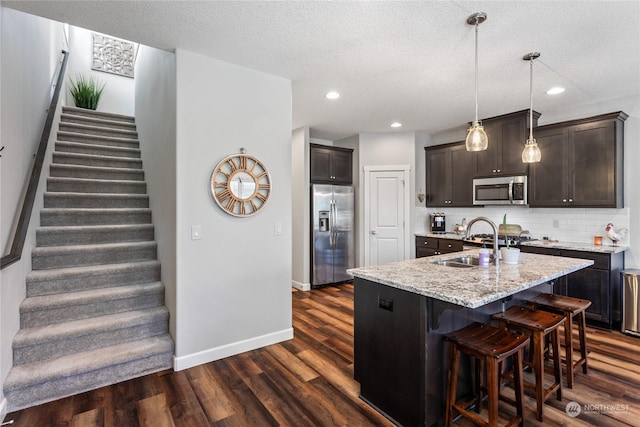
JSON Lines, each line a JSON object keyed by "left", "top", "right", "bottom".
{"left": 564, "top": 314, "right": 575, "bottom": 388}
{"left": 475, "top": 358, "right": 484, "bottom": 413}
{"left": 445, "top": 343, "right": 460, "bottom": 427}
{"left": 512, "top": 348, "right": 525, "bottom": 427}
{"left": 579, "top": 310, "right": 589, "bottom": 374}
{"left": 551, "top": 329, "right": 563, "bottom": 401}
{"left": 486, "top": 357, "right": 499, "bottom": 427}
{"left": 532, "top": 332, "right": 544, "bottom": 421}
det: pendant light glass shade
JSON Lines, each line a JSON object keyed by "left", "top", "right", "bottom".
{"left": 466, "top": 12, "right": 488, "bottom": 152}
{"left": 522, "top": 137, "right": 541, "bottom": 162}
{"left": 522, "top": 52, "right": 541, "bottom": 163}
{"left": 466, "top": 121, "right": 489, "bottom": 151}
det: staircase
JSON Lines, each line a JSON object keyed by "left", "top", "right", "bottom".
{"left": 4, "top": 106, "right": 174, "bottom": 412}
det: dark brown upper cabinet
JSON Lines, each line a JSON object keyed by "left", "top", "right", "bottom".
{"left": 425, "top": 142, "right": 476, "bottom": 207}
{"left": 475, "top": 110, "right": 540, "bottom": 177}
{"left": 310, "top": 144, "right": 353, "bottom": 185}
{"left": 529, "top": 112, "right": 626, "bottom": 208}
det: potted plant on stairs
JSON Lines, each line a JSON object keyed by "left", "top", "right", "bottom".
{"left": 68, "top": 74, "right": 105, "bottom": 110}
{"left": 500, "top": 214, "right": 521, "bottom": 264}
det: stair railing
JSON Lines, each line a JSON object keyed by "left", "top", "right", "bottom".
{"left": 1, "top": 50, "right": 69, "bottom": 269}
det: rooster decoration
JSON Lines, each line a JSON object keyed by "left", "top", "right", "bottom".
{"left": 605, "top": 223, "right": 628, "bottom": 246}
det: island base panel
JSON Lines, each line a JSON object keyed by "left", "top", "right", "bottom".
{"left": 354, "top": 278, "right": 550, "bottom": 427}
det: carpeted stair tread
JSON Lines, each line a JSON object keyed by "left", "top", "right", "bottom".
{"left": 4, "top": 334, "right": 173, "bottom": 411}
{"left": 20, "top": 281, "right": 165, "bottom": 315}
{"left": 58, "top": 122, "right": 138, "bottom": 139}
{"left": 49, "top": 163, "right": 144, "bottom": 180}
{"left": 57, "top": 130, "right": 140, "bottom": 148}
{"left": 46, "top": 176, "right": 147, "bottom": 194}
{"left": 26, "top": 260, "right": 161, "bottom": 297}
{"left": 60, "top": 113, "right": 138, "bottom": 131}
{"left": 31, "top": 241, "right": 157, "bottom": 270}
{"left": 36, "top": 223, "right": 154, "bottom": 246}
{"left": 13, "top": 306, "right": 169, "bottom": 365}
{"left": 52, "top": 151, "right": 143, "bottom": 169}
{"left": 5, "top": 334, "right": 173, "bottom": 389}
{"left": 55, "top": 140, "right": 141, "bottom": 159}
{"left": 15, "top": 305, "right": 167, "bottom": 345}
{"left": 43, "top": 192, "right": 149, "bottom": 209}
{"left": 41, "top": 207, "right": 152, "bottom": 226}
{"left": 62, "top": 106, "right": 135, "bottom": 123}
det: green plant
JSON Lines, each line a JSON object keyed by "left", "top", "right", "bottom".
{"left": 68, "top": 74, "right": 105, "bottom": 110}
{"left": 502, "top": 214, "right": 509, "bottom": 248}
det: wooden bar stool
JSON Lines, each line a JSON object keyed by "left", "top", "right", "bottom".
{"left": 444, "top": 322, "right": 529, "bottom": 427}
{"left": 492, "top": 306, "right": 564, "bottom": 422}
{"left": 528, "top": 293, "right": 591, "bottom": 388}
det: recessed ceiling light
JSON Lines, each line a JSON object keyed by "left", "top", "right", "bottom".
{"left": 325, "top": 91, "right": 340, "bottom": 99}
{"left": 546, "top": 87, "right": 565, "bottom": 95}
{"left": 390, "top": 122, "right": 402, "bottom": 128}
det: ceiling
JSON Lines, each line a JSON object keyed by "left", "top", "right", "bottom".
{"left": 5, "top": 1, "right": 639, "bottom": 141}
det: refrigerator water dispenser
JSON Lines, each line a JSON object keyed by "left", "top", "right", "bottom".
{"left": 319, "top": 211, "right": 330, "bottom": 232}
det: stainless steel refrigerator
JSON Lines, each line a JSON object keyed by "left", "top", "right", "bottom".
{"left": 311, "top": 184, "right": 355, "bottom": 288}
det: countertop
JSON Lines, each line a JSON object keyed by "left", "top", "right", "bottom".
{"left": 348, "top": 249, "right": 593, "bottom": 309}
{"left": 414, "top": 232, "right": 628, "bottom": 254}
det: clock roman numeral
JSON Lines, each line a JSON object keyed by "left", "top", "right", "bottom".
{"left": 217, "top": 189, "right": 232, "bottom": 202}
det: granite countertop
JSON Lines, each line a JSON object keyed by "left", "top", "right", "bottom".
{"left": 414, "top": 232, "right": 628, "bottom": 254}
{"left": 348, "top": 249, "right": 593, "bottom": 309}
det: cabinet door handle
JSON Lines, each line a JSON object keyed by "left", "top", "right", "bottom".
{"left": 497, "top": 169, "right": 501, "bottom": 173}
{"left": 569, "top": 198, "right": 573, "bottom": 202}
{"left": 563, "top": 199, "right": 567, "bottom": 202}
{"left": 493, "top": 169, "right": 497, "bottom": 173}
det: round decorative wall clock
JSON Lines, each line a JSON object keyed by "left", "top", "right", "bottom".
{"left": 211, "top": 151, "right": 271, "bottom": 217}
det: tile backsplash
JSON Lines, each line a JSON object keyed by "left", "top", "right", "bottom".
{"left": 416, "top": 206, "right": 631, "bottom": 246}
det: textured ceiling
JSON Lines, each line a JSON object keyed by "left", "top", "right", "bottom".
{"left": 5, "top": 1, "right": 640, "bottom": 140}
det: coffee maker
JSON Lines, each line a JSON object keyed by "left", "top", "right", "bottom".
{"left": 430, "top": 212, "right": 446, "bottom": 233}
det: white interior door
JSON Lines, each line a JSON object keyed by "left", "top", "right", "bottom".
{"left": 364, "top": 167, "right": 410, "bottom": 266}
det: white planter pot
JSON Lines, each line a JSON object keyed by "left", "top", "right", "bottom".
{"left": 500, "top": 247, "right": 521, "bottom": 265}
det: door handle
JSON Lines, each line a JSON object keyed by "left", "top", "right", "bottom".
{"left": 370, "top": 230, "right": 377, "bottom": 235}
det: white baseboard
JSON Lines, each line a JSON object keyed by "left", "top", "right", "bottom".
{"left": 173, "top": 327, "right": 294, "bottom": 371}
{"left": 291, "top": 280, "right": 310, "bottom": 291}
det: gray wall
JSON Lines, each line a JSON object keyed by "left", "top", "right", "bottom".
{"left": 291, "top": 127, "right": 310, "bottom": 289}
{"left": 173, "top": 49, "right": 292, "bottom": 369}
{"left": 0, "top": 7, "right": 66, "bottom": 419}
{"left": 134, "top": 45, "right": 177, "bottom": 341}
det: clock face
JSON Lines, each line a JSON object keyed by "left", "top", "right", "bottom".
{"left": 211, "top": 154, "right": 271, "bottom": 217}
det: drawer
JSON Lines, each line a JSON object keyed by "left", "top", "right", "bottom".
{"left": 416, "top": 237, "right": 438, "bottom": 249}
{"left": 561, "top": 250, "right": 610, "bottom": 270}
{"left": 439, "top": 239, "right": 464, "bottom": 252}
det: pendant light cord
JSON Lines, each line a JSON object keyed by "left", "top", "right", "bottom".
{"left": 529, "top": 57, "right": 534, "bottom": 140}
{"left": 474, "top": 19, "right": 479, "bottom": 122}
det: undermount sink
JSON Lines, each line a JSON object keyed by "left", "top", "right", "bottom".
{"left": 429, "top": 256, "right": 481, "bottom": 268}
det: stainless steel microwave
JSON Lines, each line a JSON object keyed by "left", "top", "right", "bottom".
{"left": 473, "top": 176, "right": 527, "bottom": 205}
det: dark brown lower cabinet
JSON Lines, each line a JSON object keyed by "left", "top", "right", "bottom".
{"left": 521, "top": 246, "right": 624, "bottom": 329}
{"left": 415, "top": 236, "right": 464, "bottom": 258}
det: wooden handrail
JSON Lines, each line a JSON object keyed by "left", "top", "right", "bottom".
{"left": 1, "top": 50, "right": 69, "bottom": 269}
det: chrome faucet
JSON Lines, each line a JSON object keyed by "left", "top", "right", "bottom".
{"left": 464, "top": 216, "right": 500, "bottom": 267}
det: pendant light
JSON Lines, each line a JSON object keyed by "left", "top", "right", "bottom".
{"left": 465, "top": 12, "right": 488, "bottom": 152}
{"left": 522, "top": 52, "right": 542, "bottom": 163}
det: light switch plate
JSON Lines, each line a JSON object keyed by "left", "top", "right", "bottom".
{"left": 191, "top": 225, "right": 202, "bottom": 240}
{"left": 274, "top": 222, "right": 282, "bottom": 236}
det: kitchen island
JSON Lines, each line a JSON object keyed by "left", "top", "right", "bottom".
{"left": 348, "top": 249, "right": 593, "bottom": 427}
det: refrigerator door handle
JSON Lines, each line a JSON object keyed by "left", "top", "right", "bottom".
{"left": 329, "top": 200, "right": 335, "bottom": 248}
{"left": 332, "top": 200, "right": 339, "bottom": 248}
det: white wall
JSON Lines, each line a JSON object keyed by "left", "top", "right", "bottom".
{"left": 66, "top": 26, "right": 135, "bottom": 116}
{"left": 291, "top": 127, "right": 310, "bottom": 290}
{"left": 0, "top": 7, "right": 66, "bottom": 420}
{"left": 357, "top": 132, "right": 416, "bottom": 265}
{"left": 134, "top": 45, "right": 177, "bottom": 340}
{"left": 174, "top": 49, "right": 292, "bottom": 370}
{"left": 416, "top": 94, "right": 640, "bottom": 268}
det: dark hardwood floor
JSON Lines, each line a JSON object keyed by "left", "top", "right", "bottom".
{"left": 5, "top": 284, "right": 640, "bottom": 426}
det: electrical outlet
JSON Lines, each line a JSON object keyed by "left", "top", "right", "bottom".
{"left": 191, "top": 225, "right": 202, "bottom": 240}
{"left": 552, "top": 219, "right": 559, "bottom": 228}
